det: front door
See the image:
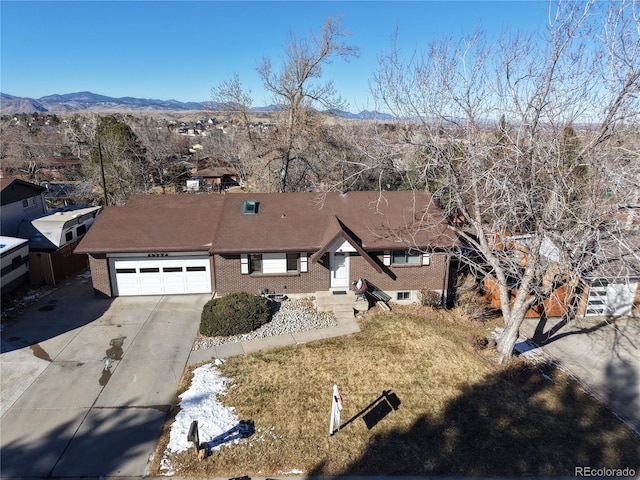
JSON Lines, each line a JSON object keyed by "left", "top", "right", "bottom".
{"left": 330, "top": 252, "right": 349, "bottom": 288}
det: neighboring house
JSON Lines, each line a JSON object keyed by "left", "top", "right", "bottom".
{"left": 0, "top": 236, "right": 30, "bottom": 293}
{"left": 0, "top": 178, "right": 47, "bottom": 237}
{"left": 484, "top": 233, "right": 640, "bottom": 318}
{"left": 580, "top": 233, "right": 640, "bottom": 317}
{"left": 75, "top": 192, "right": 458, "bottom": 302}
{"left": 17, "top": 206, "right": 102, "bottom": 285}
{"left": 187, "top": 167, "right": 240, "bottom": 192}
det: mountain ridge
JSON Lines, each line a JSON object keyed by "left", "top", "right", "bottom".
{"left": 0, "top": 91, "right": 394, "bottom": 120}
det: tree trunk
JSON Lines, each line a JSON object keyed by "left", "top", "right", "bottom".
{"left": 496, "top": 293, "right": 533, "bottom": 363}
{"left": 497, "top": 312, "right": 522, "bottom": 363}
{"left": 279, "top": 159, "right": 289, "bottom": 193}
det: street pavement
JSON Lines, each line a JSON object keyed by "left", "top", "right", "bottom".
{"left": 0, "top": 274, "right": 210, "bottom": 477}
{"left": 519, "top": 314, "right": 640, "bottom": 434}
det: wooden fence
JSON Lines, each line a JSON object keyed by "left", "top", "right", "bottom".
{"left": 29, "top": 240, "right": 88, "bottom": 286}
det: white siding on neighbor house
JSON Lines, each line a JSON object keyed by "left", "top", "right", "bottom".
{"left": 0, "top": 195, "right": 47, "bottom": 237}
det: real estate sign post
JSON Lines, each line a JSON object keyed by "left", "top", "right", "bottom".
{"left": 329, "top": 384, "right": 343, "bottom": 436}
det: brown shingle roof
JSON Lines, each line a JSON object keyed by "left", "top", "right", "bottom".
{"left": 75, "top": 194, "right": 225, "bottom": 254}
{"left": 212, "top": 191, "right": 457, "bottom": 253}
{"left": 75, "top": 191, "right": 457, "bottom": 255}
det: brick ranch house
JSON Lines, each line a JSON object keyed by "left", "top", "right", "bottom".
{"left": 75, "top": 191, "right": 459, "bottom": 303}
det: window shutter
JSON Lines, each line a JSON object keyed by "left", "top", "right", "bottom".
{"left": 300, "top": 253, "right": 308, "bottom": 272}
{"left": 422, "top": 253, "right": 431, "bottom": 266}
{"left": 241, "top": 254, "right": 249, "bottom": 274}
{"left": 383, "top": 251, "right": 391, "bottom": 266}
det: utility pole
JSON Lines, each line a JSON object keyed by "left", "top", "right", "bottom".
{"left": 98, "top": 141, "right": 108, "bottom": 206}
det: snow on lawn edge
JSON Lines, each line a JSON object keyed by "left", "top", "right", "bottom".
{"left": 160, "top": 362, "right": 239, "bottom": 475}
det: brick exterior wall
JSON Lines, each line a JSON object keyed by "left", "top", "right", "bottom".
{"left": 213, "top": 253, "right": 330, "bottom": 296}
{"left": 213, "top": 252, "right": 450, "bottom": 297}
{"left": 88, "top": 254, "right": 113, "bottom": 297}
{"left": 351, "top": 252, "right": 449, "bottom": 292}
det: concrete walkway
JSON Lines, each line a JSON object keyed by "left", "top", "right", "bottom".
{"left": 188, "top": 312, "right": 360, "bottom": 365}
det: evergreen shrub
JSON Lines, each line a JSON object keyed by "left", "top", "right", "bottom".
{"left": 200, "top": 292, "right": 272, "bottom": 337}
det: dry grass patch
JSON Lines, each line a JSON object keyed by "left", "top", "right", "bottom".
{"left": 156, "top": 310, "right": 640, "bottom": 476}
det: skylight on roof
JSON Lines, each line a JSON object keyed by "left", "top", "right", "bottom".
{"left": 242, "top": 200, "right": 259, "bottom": 215}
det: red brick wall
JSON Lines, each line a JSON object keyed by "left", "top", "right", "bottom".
{"left": 213, "top": 252, "right": 450, "bottom": 296}
{"left": 350, "top": 252, "right": 449, "bottom": 292}
{"left": 213, "top": 254, "right": 330, "bottom": 295}
{"left": 88, "top": 254, "right": 112, "bottom": 297}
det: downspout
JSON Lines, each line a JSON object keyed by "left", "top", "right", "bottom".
{"left": 442, "top": 252, "right": 451, "bottom": 307}
{"left": 210, "top": 254, "right": 217, "bottom": 296}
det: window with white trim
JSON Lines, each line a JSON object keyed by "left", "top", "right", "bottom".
{"left": 396, "top": 291, "right": 411, "bottom": 301}
{"left": 392, "top": 250, "right": 421, "bottom": 265}
{"left": 243, "top": 253, "right": 302, "bottom": 274}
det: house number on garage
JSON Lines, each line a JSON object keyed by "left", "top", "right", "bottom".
{"left": 147, "top": 253, "right": 169, "bottom": 257}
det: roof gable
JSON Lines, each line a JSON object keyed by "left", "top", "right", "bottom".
{"left": 310, "top": 216, "right": 383, "bottom": 273}
{"left": 0, "top": 178, "right": 46, "bottom": 206}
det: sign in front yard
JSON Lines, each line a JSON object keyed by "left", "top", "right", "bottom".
{"left": 329, "top": 384, "right": 343, "bottom": 436}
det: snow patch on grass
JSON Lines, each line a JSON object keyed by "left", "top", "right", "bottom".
{"left": 160, "top": 363, "right": 239, "bottom": 475}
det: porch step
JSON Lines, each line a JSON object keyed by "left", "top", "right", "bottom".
{"left": 316, "top": 290, "right": 358, "bottom": 312}
{"left": 333, "top": 304, "right": 356, "bottom": 321}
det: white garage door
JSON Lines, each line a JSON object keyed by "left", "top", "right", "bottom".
{"left": 111, "top": 257, "right": 212, "bottom": 296}
{"left": 586, "top": 280, "right": 638, "bottom": 317}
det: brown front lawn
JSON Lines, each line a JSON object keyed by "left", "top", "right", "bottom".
{"left": 154, "top": 307, "right": 640, "bottom": 476}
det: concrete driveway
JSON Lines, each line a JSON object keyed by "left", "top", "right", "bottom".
{"left": 519, "top": 315, "right": 640, "bottom": 434}
{"left": 0, "top": 275, "right": 210, "bottom": 477}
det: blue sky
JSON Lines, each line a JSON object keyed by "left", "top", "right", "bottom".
{"left": 1, "top": 1, "right": 550, "bottom": 111}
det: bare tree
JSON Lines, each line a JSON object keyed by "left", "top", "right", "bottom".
{"left": 129, "top": 116, "right": 182, "bottom": 190}
{"left": 213, "top": 16, "right": 359, "bottom": 192}
{"left": 0, "top": 113, "right": 67, "bottom": 180}
{"left": 371, "top": 0, "right": 640, "bottom": 362}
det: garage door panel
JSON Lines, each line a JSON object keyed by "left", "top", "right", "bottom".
{"left": 586, "top": 280, "right": 638, "bottom": 317}
{"left": 111, "top": 257, "right": 211, "bottom": 296}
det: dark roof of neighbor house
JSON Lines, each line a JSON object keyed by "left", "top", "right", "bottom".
{"left": 75, "top": 191, "right": 457, "bottom": 256}
{"left": 0, "top": 178, "right": 47, "bottom": 206}
{"left": 195, "top": 167, "right": 238, "bottom": 178}
{"left": 75, "top": 194, "right": 226, "bottom": 254}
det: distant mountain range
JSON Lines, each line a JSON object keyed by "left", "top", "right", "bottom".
{"left": 0, "top": 91, "right": 394, "bottom": 120}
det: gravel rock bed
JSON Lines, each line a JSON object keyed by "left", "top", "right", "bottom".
{"left": 192, "top": 297, "right": 338, "bottom": 350}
